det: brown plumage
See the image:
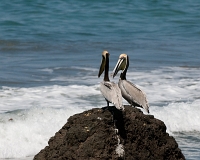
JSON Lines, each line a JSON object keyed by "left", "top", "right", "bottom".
{"left": 113, "top": 54, "right": 149, "bottom": 113}
{"left": 98, "top": 51, "right": 124, "bottom": 110}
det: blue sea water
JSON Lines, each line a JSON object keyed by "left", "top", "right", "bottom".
{"left": 0, "top": 1, "right": 200, "bottom": 159}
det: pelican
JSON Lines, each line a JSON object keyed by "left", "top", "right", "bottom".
{"left": 98, "top": 51, "right": 124, "bottom": 110}
{"left": 113, "top": 54, "right": 149, "bottom": 113}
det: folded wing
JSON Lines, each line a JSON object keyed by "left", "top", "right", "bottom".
{"left": 119, "top": 79, "right": 149, "bottom": 113}
{"left": 100, "top": 81, "right": 124, "bottom": 110}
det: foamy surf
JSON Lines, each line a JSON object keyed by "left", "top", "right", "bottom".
{"left": 151, "top": 100, "right": 200, "bottom": 133}
{"left": 0, "top": 85, "right": 101, "bottom": 113}
{"left": 0, "top": 106, "right": 87, "bottom": 158}
{"left": 0, "top": 85, "right": 101, "bottom": 158}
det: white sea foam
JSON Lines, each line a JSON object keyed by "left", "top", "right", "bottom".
{"left": 150, "top": 100, "right": 200, "bottom": 133}
{"left": 0, "top": 83, "right": 106, "bottom": 158}
{"left": 0, "top": 85, "right": 101, "bottom": 113}
{"left": 0, "top": 85, "right": 103, "bottom": 158}
{"left": 0, "top": 107, "right": 83, "bottom": 158}
{"left": 40, "top": 68, "right": 54, "bottom": 73}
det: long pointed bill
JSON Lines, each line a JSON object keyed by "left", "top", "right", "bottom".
{"left": 98, "top": 56, "right": 106, "bottom": 77}
{"left": 112, "top": 58, "right": 124, "bottom": 78}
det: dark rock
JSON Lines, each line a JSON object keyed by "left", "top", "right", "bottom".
{"left": 34, "top": 105, "right": 185, "bottom": 160}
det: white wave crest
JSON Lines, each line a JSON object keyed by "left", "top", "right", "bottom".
{"left": 0, "top": 107, "right": 83, "bottom": 159}
{"left": 151, "top": 100, "right": 200, "bottom": 133}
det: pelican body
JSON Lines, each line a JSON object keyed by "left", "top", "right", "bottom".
{"left": 113, "top": 54, "right": 149, "bottom": 113}
{"left": 98, "top": 51, "right": 124, "bottom": 110}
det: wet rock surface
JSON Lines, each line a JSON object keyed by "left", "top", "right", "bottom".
{"left": 34, "top": 105, "right": 185, "bottom": 160}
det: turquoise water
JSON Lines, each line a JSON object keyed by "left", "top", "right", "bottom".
{"left": 0, "top": 1, "right": 200, "bottom": 159}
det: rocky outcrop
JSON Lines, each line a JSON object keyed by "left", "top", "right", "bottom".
{"left": 34, "top": 105, "right": 185, "bottom": 160}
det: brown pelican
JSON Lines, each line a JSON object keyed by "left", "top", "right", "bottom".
{"left": 113, "top": 54, "right": 149, "bottom": 113}
{"left": 98, "top": 51, "right": 124, "bottom": 110}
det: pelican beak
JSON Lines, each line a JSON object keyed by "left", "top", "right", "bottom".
{"left": 112, "top": 58, "right": 124, "bottom": 78}
{"left": 98, "top": 55, "right": 106, "bottom": 77}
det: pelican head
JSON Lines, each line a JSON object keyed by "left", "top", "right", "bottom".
{"left": 113, "top": 53, "right": 129, "bottom": 78}
{"left": 98, "top": 50, "right": 110, "bottom": 78}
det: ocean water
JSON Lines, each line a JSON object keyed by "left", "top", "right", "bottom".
{"left": 0, "top": 0, "right": 200, "bottom": 159}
